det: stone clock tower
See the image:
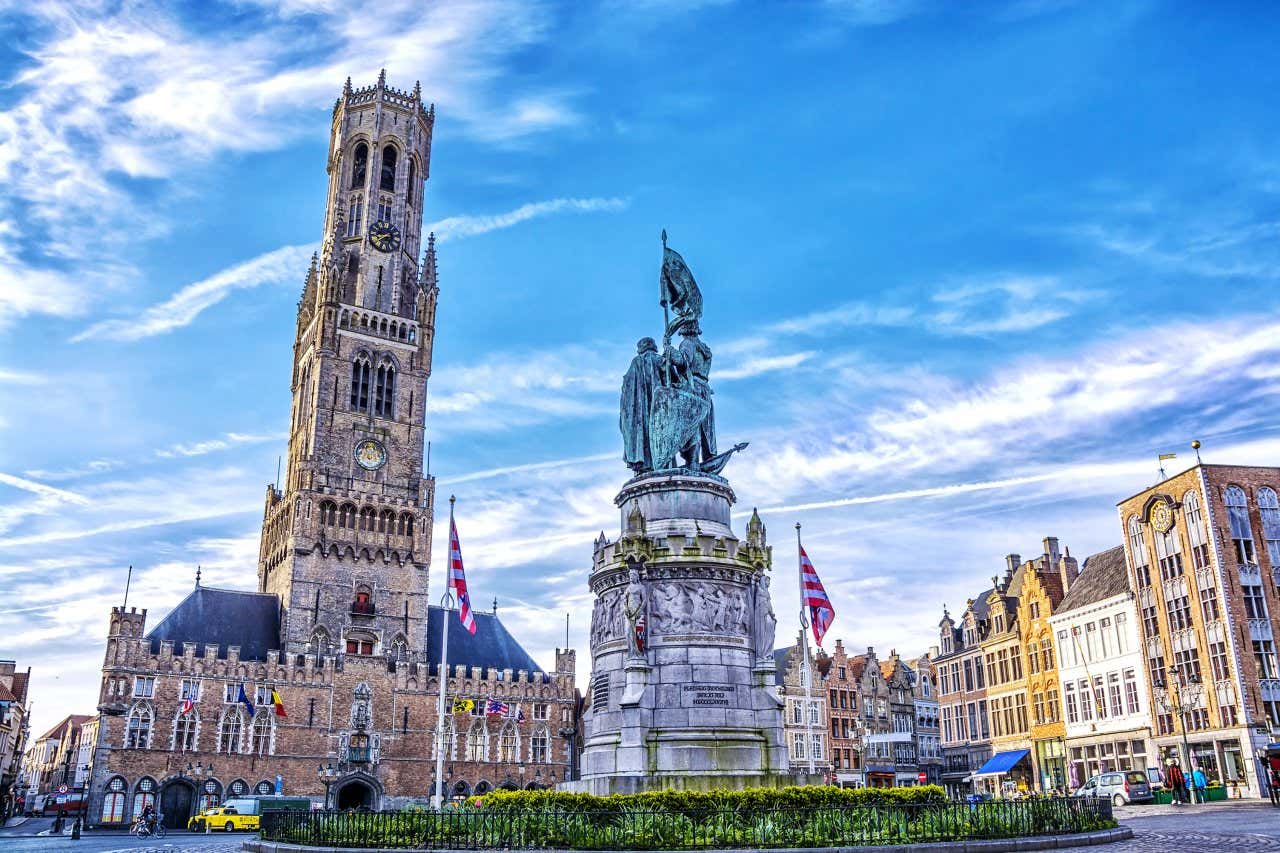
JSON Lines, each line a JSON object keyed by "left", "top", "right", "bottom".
{"left": 257, "top": 71, "right": 439, "bottom": 660}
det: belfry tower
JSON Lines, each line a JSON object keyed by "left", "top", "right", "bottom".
{"left": 257, "top": 72, "right": 439, "bottom": 660}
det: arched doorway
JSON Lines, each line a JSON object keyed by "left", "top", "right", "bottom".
{"left": 159, "top": 780, "right": 195, "bottom": 829}
{"left": 335, "top": 779, "right": 375, "bottom": 811}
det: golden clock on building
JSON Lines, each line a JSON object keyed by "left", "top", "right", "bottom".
{"left": 354, "top": 438, "right": 388, "bottom": 471}
{"left": 1150, "top": 500, "right": 1175, "bottom": 534}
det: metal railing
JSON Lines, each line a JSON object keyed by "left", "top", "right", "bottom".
{"left": 260, "top": 798, "right": 1113, "bottom": 849}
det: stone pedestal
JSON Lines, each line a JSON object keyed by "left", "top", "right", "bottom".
{"left": 572, "top": 472, "right": 789, "bottom": 794}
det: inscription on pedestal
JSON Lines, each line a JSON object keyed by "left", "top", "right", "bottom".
{"left": 682, "top": 683, "right": 735, "bottom": 707}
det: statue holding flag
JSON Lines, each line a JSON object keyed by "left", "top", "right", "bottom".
{"left": 620, "top": 232, "right": 748, "bottom": 476}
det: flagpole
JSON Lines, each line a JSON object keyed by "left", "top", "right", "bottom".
{"left": 796, "top": 522, "right": 815, "bottom": 776}
{"left": 433, "top": 496, "right": 457, "bottom": 810}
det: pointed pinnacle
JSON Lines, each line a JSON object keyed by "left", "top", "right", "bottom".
{"left": 344, "top": 76, "right": 352, "bottom": 94}
{"left": 377, "top": 68, "right": 387, "bottom": 86}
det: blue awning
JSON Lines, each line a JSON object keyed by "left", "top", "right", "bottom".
{"left": 974, "top": 749, "right": 1031, "bottom": 777}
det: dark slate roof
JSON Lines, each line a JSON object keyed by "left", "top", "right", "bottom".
{"left": 1057, "top": 546, "right": 1130, "bottom": 613}
{"left": 146, "top": 586, "right": 281, "bottom": 660}
{"left": 426, "top": 606, "right": 545, "bottom": 679}
{"left": 772, "top": 646, "right": 795, "bottom": 686}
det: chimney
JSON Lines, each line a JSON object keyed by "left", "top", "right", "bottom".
{"left": 1005, "top": 554, "right": 1020, "bottom": 574}
{"left": 1043, "top": 537, "right": 1060, "bottom": 565}
{"left": 1060, "top": 551, "right": 1079, "bottom": 595}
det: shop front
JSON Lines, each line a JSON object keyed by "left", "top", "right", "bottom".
{"left": 865, "top": 765, "right": 895, "bottom": 788}
{"left": 1066, "top": 731, "right": 1151, "bottom": 790}
{"left": 973, "top": 749, "right": 1033, "bottom": 797}
{"left": 1034, "top": 739, "right": 1066, "bottom": 793}
{"left": 1155, "top": 732, "right": 1254, "bottom": 795}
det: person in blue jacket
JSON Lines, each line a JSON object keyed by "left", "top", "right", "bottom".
{"left": 1190, "top": 767, "right": 1207, "bottom": 803}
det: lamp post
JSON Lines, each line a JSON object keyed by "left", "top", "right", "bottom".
{"left": 1153, "top": 670, "right": 1204, "bottom": 804}
{"left": 317, "top": 763, "right": 337, "bottom": 810}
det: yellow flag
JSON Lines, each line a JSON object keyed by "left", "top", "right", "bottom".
{"left": 451, "top": 698, "right": 474, "bottom": 714}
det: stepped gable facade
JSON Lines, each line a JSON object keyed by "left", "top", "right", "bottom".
{"left": 84, "top": 75, "right": 578, "bottom": 830}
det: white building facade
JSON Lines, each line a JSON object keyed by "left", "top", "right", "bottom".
{"left": 1048, "top": 546, "right": 1155, "bottom": 788}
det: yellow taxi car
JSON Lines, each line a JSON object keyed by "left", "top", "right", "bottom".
{"left": 187, "top": 805, "right": 258, "bottom": 832}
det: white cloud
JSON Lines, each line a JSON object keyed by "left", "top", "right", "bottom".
{"left": 428, "top": 197, "right": 629, "bottom": 242}
{"left": 0, "top": 473, "right": 89, "bottom": 506}
{"left": 154, "top": 431, "right": 285, "bottom": 459}
{"left": 74, "top": 245, "right": 316, "bottom": 342}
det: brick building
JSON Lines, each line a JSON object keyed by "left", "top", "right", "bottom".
{"left": 849, "top": 648, "right": 893, "bottom": 787}
{"left": 936, "top": 592, "right": 993, "bottom": 797}
{"left": 19, "top": 715, "right": 90, "bottom": 811}
{"left": 879, "top": 654, "right": 918, "bottom": 786}
{"left": 906, "top": 653, "right": 941, "bottom": 786}
{"left": 0, "top": 661, "right": 30, "bottom": 818}
{"left": 774, "top": 634, "right": 828, "bottom": 775}
{"left": 82, "top": 74, "right": 579, "bottom": 829}
{"left": 1117, "top": 463, "right": 1280, "bottom": 796}
{"left": 816, "top": 640, "right": 865, "bottom": 786}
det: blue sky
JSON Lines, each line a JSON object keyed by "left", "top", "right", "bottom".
{"left": 3, "top": 0, "right": 1280, "bottom": 737}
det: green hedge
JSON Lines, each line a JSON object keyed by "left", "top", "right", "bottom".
{"left": 261, "top": 788, "right": 1117, "bottom": 849}
{"left": 480, "top": 784, "right": 948, "bottom": 814}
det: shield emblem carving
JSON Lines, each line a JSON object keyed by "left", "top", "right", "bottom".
{"left": 648, "top": 383, "right": 710, "bottom": 469}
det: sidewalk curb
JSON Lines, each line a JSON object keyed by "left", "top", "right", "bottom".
{"left": 245, "top": 827, "right": 1135, "bottom": 853}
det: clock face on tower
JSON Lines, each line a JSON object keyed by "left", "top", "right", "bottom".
{"left": 368, "top": 220, "right": 401, "bottom": 253}
{"left": 1150, "top": 500, "right": 1175, "bottom": 534}
{"left": 354, "top": 438, "right": 388, "bottom": 471}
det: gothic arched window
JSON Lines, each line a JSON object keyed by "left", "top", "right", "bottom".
{"left": 499, "top": 722, "right": 519, "bottom": 762}
{"left": 380, "top": 145, "right": 397, "bottom": 192}
{"left": 1225, "top": 485, "right": 1256, "bottom": 564}
{"left": 407, "top": 159, "right": 416, "bottom": 207}
{"left": 350, "top": 142, "right": 368, "bottom": 189}
{"left": 359, "top": 506, "right": 377, "bottom": 531}
{"left": 350, "top": 355, "right": 371, "bottom": 412}
{"left": 172, "top": 707, "right": 199, "bottom": 752}
{"left": 250, "top": 715, "right": 273, "bottom": 755}
{"left": 310, "top": 628, "right": 329, "bottom": 656}
{"left": 388, "top": 635, "right": 407, "bottom": 661}
{"left": 1183, "top": 490, "right": 1209, "bottom": 569}
{"left": 530, "top": 725, "right": 550, "bottom": 763}
{"left": 467, "top": 719, "right": 489, "bottom": 762}
{"left": 399, "top": 512, "right": 414, "bottom": 537}
{"left": 132, "top": 777, "right": 156, "bottom": 818}
{"left": 346, "top": 194, "right": 363, "bottom": 238}
{"left": 101, "top": 777, "right": 127, "bottom": 823}
{"left": 339, "top": 503, "right": 357, "bottom": 528}
{"left": 124, "top": 703, "right": 153, "bottom": 749}
{"left": 374, "top": 360, "right": 396, "bottom": 417}
{"left": 1258, "top": 487, "right": 1280, "bottom": 563}
{"left": 218, "top": 708, "right": 244, "bottom": 753}
{"left": 1127, "top": 516, "right": 1150, "bottom": 588}
{"left": 1153, "top": 514, "right": 1183, "bottom": 581}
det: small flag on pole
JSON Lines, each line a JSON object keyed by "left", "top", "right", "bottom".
{"left": 485, "top": 698, "right": 510, "bottom": 718}
{"left": 449, "top": 515, "right": 478, "bottom": 635}
{"left": 800, "top": 546, "right": 834, "bottom": 647}
{"left": 1158, "top": 453, "right": 1177, "bottom": 461}
{"left": 180, "top": 697, "right": 194, "bottom": 715}
{"left": 515, "top": 704, "right": 526, "bottom": 723}
{"left": 237, "top": 684, "right": 256, "bottom": 718}
{"left": 451, "top": 697, "right": 475, "bottom": 714}
{"left": 271, "top": 689, "right": 288, "bottom": 718}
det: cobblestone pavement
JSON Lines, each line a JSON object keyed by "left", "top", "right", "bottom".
{"left": 0, "top": 831, "right": 241, "bottom": 853}
{"left": 1111, "top": 800, "right": 1280, "bottom": 850}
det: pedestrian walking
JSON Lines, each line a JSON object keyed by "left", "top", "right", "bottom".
{"left": 1167, "top": 762, "right": 1187, "bottom": 805}
{"left": 1191, "top": 767, "right": 1207, "bottom": 804}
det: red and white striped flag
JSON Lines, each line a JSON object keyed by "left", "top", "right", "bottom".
{"left": 449, "top": 516, "right": 477, "bottom": 634}
{"left": 800, "top": 546, "right": 834, "bottom": 647}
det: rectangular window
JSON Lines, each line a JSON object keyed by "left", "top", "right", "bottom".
{"left": 1123, "top": 669, "right": 1140, "bottom": 714}
{"left": 1244, "top": 584, "right": 1269, "bottom": 619}
{"left": 347, "top": 196, "right": 363, "bottom": 238}
{"left": 1210, "top": 640, "right": 1231, "bottom": 681}
{"left": 1047, "top": 688, "right": 1059, "bottom": 722}
{"left": 1100, "top": 618, "right": 1112, "bottom": 658}
{"left": 810, "top": 733, "right": 823, "bottom": 760}
{"left": 254, "top": 685, "right": 272, "bottom": 706}
{"left": 792, "top": 733, "right": 806, "bottom": 760}
{"left": 1114, "top": 612, "right": 1128, "bottom": 654}
{"left": 533, "top": 703, "right": 549, "bottom": 720}
{"left": 1079, "top": 679, "right": 1093, "bottom": 722}
{"left": 180, "top": 679, "right": 200, "bottom": 702}
{"left": 978, "top": 700, "right": 990, "bottom": 739}
{"left": 1086, "top": 622, "right": 1099, "bottom": 660}
{"left": 1254, "top": 639, "right": 1279, "bottom": 679}
{"left": 377, "top": 197, "right": 392, "bottom": 222}
{"left": 134, "top": 677, "right": 155, "bottom": 698}
{"left": 1173, "top": 647, "right": 1202, "bottom": 682}
{"left": 1148, "top": 651, "right": 1166, "bottom": 691}
{"left": 224, "top": 683, "right": 239, "bottom": 703}
{"left": 1200, "top": 584, "right": 1220, "bottom": 623}
{"left": 1108, "top": 672, "right": 1123, "bottom": 717}
{"left": 1166, "top": 594, "right": 1193, "bottom": 632}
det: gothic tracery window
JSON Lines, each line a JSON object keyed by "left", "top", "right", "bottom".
{"left": 250, "top": 714, "right": 273, "bottom": 755}
{"left": 219, "top": 708, "right": 245, "bottom": 753}
{"left": 172, "top": 708, "right": 199, "bottom": 752}
{"left": 125, "top": 703, "right": 153, "bottom": 749}
{"left": 1127, "top": 516, "right": 1151, "bottom": 587}
{"left": 347, "top": 194, "right": 363, "bottom": 238}
{"left": 350, "top": 355, "right": 371, "bottom": 412}
{"left": 351, "top": 142, "right": 368, "bottom": 189}
{"left": 1258, "top": 487, "right": 1280, "bottom": 563}
{"left": 1225, "top": 485, "right": 1256, "bottom": 564}
{"left": 499, "top": 722, "right": 519, "bottom": 762}
{"left": 467, "top": 719, "right": 489, "bottom": 762}
{"left": 374, "top": 360, "right": 396, "bottom": 417}
{"left": 380, "top": 145, "right": 397, "bottom": 192}
{"left": 530, "top": 725, "right": 550, "bottom": 763}
{"left": 1184, "top": 490, "right": 1210, "bottom": 569}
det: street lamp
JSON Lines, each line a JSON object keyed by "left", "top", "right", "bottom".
{"left": 317, "top": 763, "right": 338, "bottom": 810}
{"left": 1154, "top": 670, "right": 1204, "bottom": 804}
